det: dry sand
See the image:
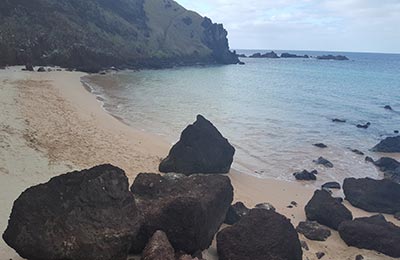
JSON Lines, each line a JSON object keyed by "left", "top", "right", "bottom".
{"left": 0, "top": 66, "right": 398, "bottom": 260}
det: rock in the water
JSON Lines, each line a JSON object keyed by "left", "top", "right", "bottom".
{"left": 280, "top": 53, "right": 309, "bottom": 58}
{"left": 338, "top": 215, "right": 400, "bottom": 257}
{"left": 249, "top": 51, "right": 279, "bottom": 58}
{"left": 365, "top": 156, "right": 375, "bottom": 163}
{"left": 37, "top": 66, "right": 46, "bottom": 72}
{"left": 296, "top": 221, "right": 331, "bottom": 241}
{"left": 224, "top": 202, "right": 250, "bottom": 225}
{"left": 293, "top": 170, "right": 318, "bottom": 180}
{"left": 159, "top": 115, "right": 235, "bottom": 174}
{"left": 316, "top": 252, "right": 325, "bottom": 259}
{"left": 313, "top": 157, "right": 334, "bottom": 168}
{"left": 343, "top": 177, "right": 400, "bottom": 214}
{"left": 373, "top": 157, "right": 400, "bottom": 183}
{"left": 255, "top": 202, "right": 276, "bottom": 211}
{"left": 25, "top": 64, "right": 34, "bottom": 71}
{"left": 141, "top": 230, "right": 175, "bottom": 260}
{"left": 355, "top": 255, "right": 364, "bottom": 260}
{"left": 217, "top": 209, "right": 302, "bottom": 260}
{"left": 350, "top": 149, "right": 364, "bottom": 155}
{"left": 130, "top": 173, "right": 233, "bottom": 254}
{"left": 395, "top": 130, "right": 399, "bottom": 134}
{"left": 322, "top": 182, "right": 341, "bottom": 190}
{"left": 356, "top": 122, "right": 371, "bottom": 129}
{"left": 332, "top": 118, "right": 346, "bottom": 123}
{"left": 2, "top": 164, "right": 142, "bottom": 260}
{"left": 305, "top": 189, "right": 353, "bottom": 230}
{"left": 384, "top": 105, "right": 393, "bottom": 110}
{"left": 372, "top": 136, "right": 400, "bottom": 152}
{"left": 314, "top": 143, "right": 328, "bottom": 148}
{"left": 394, "top": 212, "right": 400, "bottom": 220}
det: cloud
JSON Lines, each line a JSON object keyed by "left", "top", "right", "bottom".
{"left": 176, "top": 0, "right": 400, "bottom": 53}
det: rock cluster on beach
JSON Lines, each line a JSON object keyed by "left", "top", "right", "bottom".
{"left": 159, "top": 115, "right": 235, "bottom": 174}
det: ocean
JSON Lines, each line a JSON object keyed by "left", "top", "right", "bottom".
{"left": 83, "top": 50, "right": 400, "bottom": 185}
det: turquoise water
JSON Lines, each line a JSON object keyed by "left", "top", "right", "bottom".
{"left": 85, "top": 50, "right": 400, "bottom": 183}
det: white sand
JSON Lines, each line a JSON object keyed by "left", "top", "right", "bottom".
{"left": 0, "top": 66, "right": 398, "bottom": 260}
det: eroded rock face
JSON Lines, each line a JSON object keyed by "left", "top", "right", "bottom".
{"left": 2, "top": 164, "right": 142, "bottom": 260}
{"left": 217, "top": 209, "right": 302, "bottom": 260}
{"left": 131, "top": 173, "right": 233, "bottom": 254}
{"left": 141, "top": 230, "right": 175, "bottom": 260}
{"left": 338, "top": 215, "right": 400, "bottom": 258}
{"left": 343, "top": 177, "right": 400, "bottom": 214}
{"left": 372, "top": 136, "right": 400, "bottom": 153}
{"left": 305, "top": 189, "right": 352, "bottom": 230}
{"left": 159, "top": 115, "right": 235, "bottom": 174}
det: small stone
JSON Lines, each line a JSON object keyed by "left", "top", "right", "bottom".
{"left": 384, "top": 105, "right": 393, "bottom": 110}
{"left": 291, "top": 201, "right": 298, "bottom": 207}
{"left": 313, "top": 157, "right": 334, "bottom": 168}
{"left": 332, "top": 118, "right": 346, "bottom": 123}
{"left": 350, "top": 149, "right": 364, "bottom": 155}
{"left": 300, "top": 240, "right": 309, "bottom": 251}
{"left": 365, "top": 156, "right": 374, "bottom": 163}
{"left": 314, "top": 143, "right": 328, "bottom": 148}
{"left": 255, "top": 203, "right": 276, "bottom": 211}
{"left": 355, "top": 255, "right": 364, "bottom": 260}
{"left": 316, "top": 252, "right": 325, "bottom": 259}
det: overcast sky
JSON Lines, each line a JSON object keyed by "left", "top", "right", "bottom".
{"left": 177, "top": 0, "right": 400, "bottom": 54}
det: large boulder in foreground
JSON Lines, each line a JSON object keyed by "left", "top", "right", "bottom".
{"left": 343, "top": 177, "right": 400, "bottom": 214}
{"left": 131, "top": 173, "right": 233, "bottom": 254}
{"left": 338, "top": 215, "right": 400, "bottom": 257}
{"left": 217, "top": 208, "right": 302, "bottom": 260}
{"left": 159, "top": 115, "right": 235, "bottom": 174}
{"left": 141, "top": 230, "right": 175, "bottom": 260}
{"left": 3, "top": 164, "right": 142, "bottom": 260}
{"left": 372, "top": 136, "right": 400, "bottom": 153}
{"left": 305, "top": 189, "right": 353, "bottom": 230}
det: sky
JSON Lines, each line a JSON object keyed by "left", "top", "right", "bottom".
{"left": 177, "top": 0, "right": 400, "bottom": 54}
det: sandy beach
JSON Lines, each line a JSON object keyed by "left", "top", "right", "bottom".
{"left": 0, "top": 66, "right": 398, "bottom": 260}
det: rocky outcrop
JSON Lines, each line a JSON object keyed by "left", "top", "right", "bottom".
{"left": 201, "top": 18, "right": 239, "bottom": 64}
{"left": 159, "top": 115, "right": 235, "bottom": 174}
{"left": 281, "top": 53, "right": 309, "bottom": 58}
{"left": 305, "top": 189, "right": 353, "bottom": 230}
{"left": 255, "top": 202, "right": 276, "bottom": 211}
{"left": 313, "top": 157, "right": 334, "bottom": 168}
{"left": 141, "top": 231, "right": 175, "bottom": 260}
{"left": 249, "top": 51, "right": 279, "bottom": 58}
{"left": 293, "top": 170, "right": 318, "bottom": 180}
{"left": 317, "top": 55, "right": 349, "bottom": 61}
{"left": 217, "top": 209, "right": 302, "bottom": 260}
{"left": 2, "top": 164, "right": 142, "bottom": 260}
{"left": 224, "top": 202, "right": 250, "bottom": 225}
{"left": 0, "top": 0, "right": 238, "bottom": 71}
{"left": 343, "top": 177, "right": 400, "bottom": 214}
{"left": 372, "top": 136, "right": 400, "bottom": 153}
{"left": 373, "top": 157, "right": 400, "bottom": 183}
{"left": 130, "top": 173, "right": 233, "bottom": 254}
{"left": 296, "top": 221, "right": 331, "bottom": 241}
{"left": 338, "top": 215, "right": 400, "bottom": 257}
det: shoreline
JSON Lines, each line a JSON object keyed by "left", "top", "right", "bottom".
{"left": 0, "top": 66, "right": 398, "bottom": 260}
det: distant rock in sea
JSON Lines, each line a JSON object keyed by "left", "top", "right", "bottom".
{"left": 332, "top": 118, "right": 346, "bottom": 123}
{"left": 249, "top": 51, "right": 279, "bottom": 59}
{"left": 338, "top": 214, "right": 400, "bottom": 257}
{"left": 313, "top": 143, "right": 328, "bottom": 148}
{"left": 313, "top": 157, "right": 334, "bottom": 168}
{"left": 317, "top": 55, "right": 349, "bottom": 61}
{"left": 237, "top": 54, "right": 247, "bottom": 58}
{"left": 280, "top": 53, "right": 309, "bottom": 58}
{"left": 349, "top": 148, "right": 364, "bottom": 155}
{"left": 384, "top": 105, "right": 393, "bottom": 110}
{"left": 372, "top": 136, "right": 400, "bottom": 153}
{"left": 356, "top": 122, "right": 370, "bottom": 129}
{"left": 159, "top": 115, "right": 235, "bottom": 175}
{"left": 217, "top": 209, "right": 303, "bottom": 260}
{"left": 293, "top": 170, "right": 318, "bottom": 180}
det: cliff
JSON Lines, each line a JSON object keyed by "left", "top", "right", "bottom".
{"left": 0, "top": 0, "right": 239, "bottom": 72}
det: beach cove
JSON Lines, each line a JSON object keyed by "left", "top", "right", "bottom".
{"left": 0, "top": 66, "right": 399, "bottom": 260}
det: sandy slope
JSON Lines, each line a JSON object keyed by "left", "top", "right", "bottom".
{"left": 0, "top": 67, "right": 398, "bottom": 260}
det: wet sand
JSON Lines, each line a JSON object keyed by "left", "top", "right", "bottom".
{"left": 0, "top": 67, "right": 398, "bottom": 260}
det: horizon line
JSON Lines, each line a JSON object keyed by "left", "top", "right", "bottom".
{"left": 231, "top": 48, "right": 400, "bottom": 55}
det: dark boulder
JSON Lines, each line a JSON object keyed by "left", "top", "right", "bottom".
{"left": 317, "top": 55, "right": 349, "bottom": 60}
{"left": 224, "top": 202, "right": 250, "bottom": 225}
{"left": 322, "top": 181, "right": 341, "bottom": 190}
{"left": 313, "top": 157, "right": 334, "bottom": 168}
{"left": 296, "top": 221, "right": 331, "bottom": 241}
{"left": 2, "top": 164, "right": 142, "bottom": 260}
{"left": 372, "top": 136, "right": 400, "bottom": 153}
{"left": 338, "top": 215, "right": 400, "bottom": 257}
{"left": 293, "top": 170, "right": 318, "bottom": 180}
{"left": 254, "top": 202, "right": 276, "bottom": 211}
{"left": 25, "top": 64, "right": 34, "bottom": 71}
{"left": 343, "top": 177, "right": 400, "bottom": 214}
{"left": 350, "top": 149, "right": 364, "bottom": 155}
{"left": 384, "top": 105, "right": 393, "bottom": 110}
{"left": 356, "top": 255, "right": 364, "bottom": 260}
{"left": 395, "top": 130, "right": 399, "bottom": 134}
{"left": 356, "top": 122, "right": 370, "bottom": 129}
{"left": 280, "top": 53, "right": 309, "bottom": 58}
{"left": 141, "top": 230, "right": 175, "bottom": 260}
{"left": 332, "top": 118, "right": 346, "bottom": 123}
{"left": 130, "top": 173, "right": 233, "bottom": 254}
{"left": 374, "top": 157, "right": 400, "bottom": 183}
{"left": 159, "top": 115, "right": 235, "bottom": 174}
{"left": 365, "top": 156, "right": 374, "bottom": 163}
{"left": 217, "top": 209, "right": 302, "bottom": 260}
{"left": 305, "top": 189, "right": 353, "bottom": 230}
{"left": 37, "top": 66, "right": 46, "bottom": 72}
{"left": 316, "top": 252, "right": 325, "bottom": 259}
{"left": 314, "top": 143, "right": 328, "bottom": 148}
